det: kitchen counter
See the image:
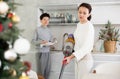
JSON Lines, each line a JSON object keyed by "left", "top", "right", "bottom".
{"left": 49, "top": 51, "right": 120, "bottom": 79}
{"left": 51, "top": 50, "right": 120, "bottom": 56}
{"left": 82, "top": 73, "right": 120, "bottom": 79}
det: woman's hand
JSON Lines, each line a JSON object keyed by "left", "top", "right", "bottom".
{"left": 40, "top": 40, "right": 48, "bottom": 44}
{"left": 63, "top": 56, "right": 71, "bottom": 65}
{"left": 63, "top": 54, "right": 75, "bottom": 65}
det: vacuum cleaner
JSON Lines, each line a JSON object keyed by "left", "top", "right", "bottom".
{"left": 59, "top": 33, "right": 75, "bottom": 79}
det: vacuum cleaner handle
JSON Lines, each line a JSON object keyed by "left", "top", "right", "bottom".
{"left": 59, "top": 57, "right": 67, "bottom": 79}
{"left": 62, "top": 33, "right": 68, "bottom": 51}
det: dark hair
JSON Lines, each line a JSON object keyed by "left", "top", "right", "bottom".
{"left": 40, "top": 13, "right": 50, "bottom": 20}
{"left": 78, "top": 3, "right": 92, "bottom": 21}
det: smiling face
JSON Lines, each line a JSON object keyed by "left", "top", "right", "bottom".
{"left": 78, "top": 6, "right": 90, "bottom": 23}
{"left": 41, "top": 17, "right": 50, "bottom": 26}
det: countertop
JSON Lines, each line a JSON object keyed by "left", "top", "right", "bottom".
{"left": 82, "top": 74, "right": 120, "bottom": 79}
{"left": 50, "top": 50, "right": 120, "bottom": 56}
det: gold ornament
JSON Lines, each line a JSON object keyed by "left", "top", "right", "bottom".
{"left": 9, "top": 68, "right": 17, "bottom": 77}
{"left": 12, "top": 14, "right": 20, "bottom": 23}
{"left": 19, "top": 72, "right": 29, "bottom": 79}
{"left": 12, "top": 69, "right": 17, "bottom": 76}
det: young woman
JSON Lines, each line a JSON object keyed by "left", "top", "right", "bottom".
{"left": 63, "top": 3, "right": 94, "bottom": 79}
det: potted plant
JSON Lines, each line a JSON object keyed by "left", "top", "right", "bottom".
{"left": 99, "top": 21, "right": 120, "bottom": 53}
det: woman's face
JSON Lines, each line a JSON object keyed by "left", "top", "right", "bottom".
{"left": 78, "top": 6, "right": 90, "bottom": 23}
{"left": 41, "top": 17, "right": 50, "bottom": 26}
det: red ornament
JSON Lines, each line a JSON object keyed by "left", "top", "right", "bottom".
{"left": 24, "top": 61, "right": 31, "bottom": 72}
{"left": 8, "top": 22, "right": 13, "bottom": 28}
{"left": 7, "top": 13, "right": 13, "bottom": 18}
{"left": 0, "top": 23, "right": 3, "bottom": 32}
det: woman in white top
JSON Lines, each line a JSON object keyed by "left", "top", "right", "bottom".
{"left": 63, "top": 3, "right": 94, "bottom": 79}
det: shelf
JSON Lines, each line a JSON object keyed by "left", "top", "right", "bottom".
{"left": 49, "top": 23, "right": 77, "bottom": 26}
{"left": 48, "top": 23, "right": 120, "bottom": 26}
{"left": 39, "top": 5, "right": 77, "bottom": 11}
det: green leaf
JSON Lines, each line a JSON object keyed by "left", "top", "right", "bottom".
{"left": 99, "top": 20, "right": 120, "bottom": 41}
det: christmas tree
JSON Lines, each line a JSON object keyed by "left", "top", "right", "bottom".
{"left": 0, "top": 0, "right": 30, "bottom": 79}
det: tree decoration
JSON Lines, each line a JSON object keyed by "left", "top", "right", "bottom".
{"left": 12, "top": 14, "right": 20, "bottom": 23}
{"left": 8, "top": 22, "right": 13, "bottom": 28}
{"left": 19, "top": 72, "right": 29, "bottom": 79}
{"left": 0, "top": 60, "right": 1, "bottom": 68}
{"left": 0, "top": 1, "right": 21, "bottom": 42}
{"left": 14, "top": 38, "right": 30, "bottom": 55}
{"left": 0, "top": 1, "right": 9, "bottom": 14}
{"left": 7, "top": 12, "right": 13, "bottom": 18}
{"left": 11, "top": 69, "right": 17, "bottom": 77}
{"left": 23, "top": 61, "right": 31, "bottom": 72}
{"left": 4, "top": 49, "right": 17, "bottom": 61}
{"left": 0, "top": 0, "right": 30, "bottom": 79}
{"left": 0, "top": 23, "right": 3, "bottom": 32}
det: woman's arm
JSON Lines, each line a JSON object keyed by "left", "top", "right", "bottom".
{"left": 63, "top": 54, "right": 75, "bottom": 64}
{"left": 32, "top": 30, "right": 44, "bottom": 45}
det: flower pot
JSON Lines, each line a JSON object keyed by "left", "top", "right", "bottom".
{"left": 104, "top": 41, "right": 116, "bottom": 53}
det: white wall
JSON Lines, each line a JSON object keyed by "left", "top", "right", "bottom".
{"left": 91, "top": 4, "right": 120, "bottom": 24}
{"left": 38, "top": 0, "right": 120, "bottom": 5}
{"left": 15, "top": 0, "right": 38, "bottom": 71}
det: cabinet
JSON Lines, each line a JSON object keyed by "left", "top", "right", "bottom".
{"left": 92, "top": 52, "right": 120, "bottom": 67}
